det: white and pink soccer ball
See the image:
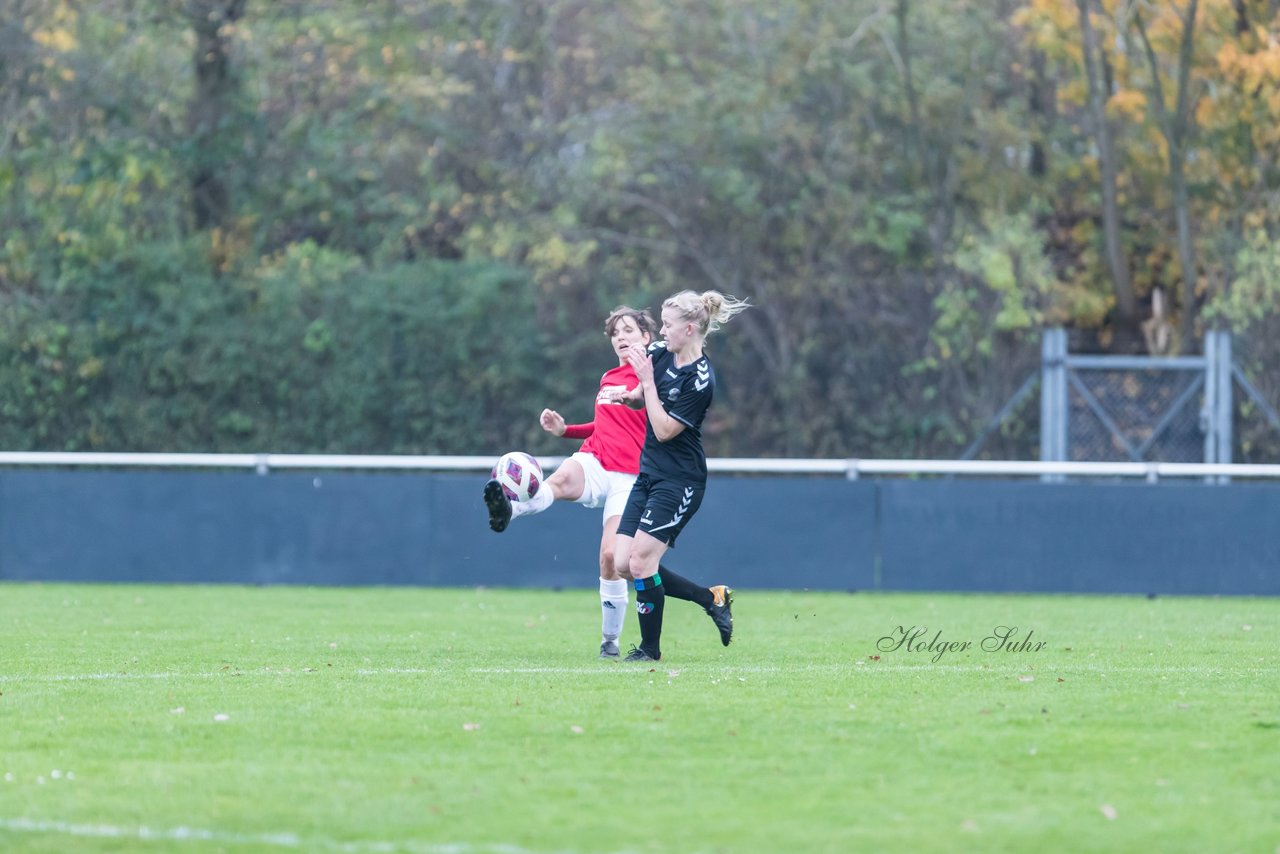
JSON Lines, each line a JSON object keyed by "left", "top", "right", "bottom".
{"left": 491, "top": 451, "right": 543, "bottom": 502}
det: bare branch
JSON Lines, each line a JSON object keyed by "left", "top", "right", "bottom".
{"left": 839, "top": 0, "right": 893, "bottom": 52}
{"left": 611, "top": 190, "right": 734, "bottom": 294}
{"left": 1171, "top": 0, "right": 1200, "bottom": 137}
{"left": 1133, "top": 11, "right": 1173, "bottom": 140}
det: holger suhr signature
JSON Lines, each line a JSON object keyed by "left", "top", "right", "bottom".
{"left": 877, "top": 626, "right": 1047, "bottom": 663}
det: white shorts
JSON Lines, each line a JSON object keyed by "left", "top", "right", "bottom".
{"left": 569, "top": 452, "right": 637, "bottom": 525}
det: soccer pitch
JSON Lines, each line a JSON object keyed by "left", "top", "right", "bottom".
{"left": 1, "top": 583, "right": 1276, "bottom": 853}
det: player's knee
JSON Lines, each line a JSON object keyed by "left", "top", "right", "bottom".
{"left": 548, "top": 476, "right": 571, "bottom": 501}
{"left": 607, "top": 555, "right": 632, "bottom": 581}
{"left": 611, "top": 552, "right": 629, "bottom": 578}
{"left": 627, "top": 552, "right": 652, "bottom": 578}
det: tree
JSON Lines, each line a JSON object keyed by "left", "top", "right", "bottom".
{"left": 1076, "top": 0, "right": 1138, "bottom": 323}
{"left": 1131, "top": 0, "right": 1202, "bottom": 352}
{"left": 185, "top": 0, "right": 248, "bottom": 232}
{"left": 6, "top": 0, "right": 1280, "bottom": 458}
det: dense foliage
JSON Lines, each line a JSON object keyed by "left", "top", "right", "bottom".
{"left": 3, "top": 0, "right": 1280, "bottom": 456}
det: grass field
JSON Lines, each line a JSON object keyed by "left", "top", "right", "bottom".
{"left": 1, "top": 582, "right": 1277, "bottom": 853}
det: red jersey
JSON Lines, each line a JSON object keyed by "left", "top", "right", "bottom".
{"left": 563, "top": 363, "right": 646, "bottom": 474}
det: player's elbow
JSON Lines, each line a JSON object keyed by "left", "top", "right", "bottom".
{"left": 655, "top": 422, "right": 684, "bottom": 442}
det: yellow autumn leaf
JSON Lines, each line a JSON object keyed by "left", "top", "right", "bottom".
{"left": 528, "top": 235, "right": 571, "bottom": 269}
{"left": 1264, "top": 47, "right": 1280, "bottom": 81}
{"left": 1215, "top": 41, "right": 1241, "bottom": 73}
{"left": 1106, "top": 89, "right": 1147, "bottom": 120}
{"left": 32, "top": 28, "right": 77, "bottom": 52}
{"left": 1194, "top": 98, "right": 1216, "bottom": 127}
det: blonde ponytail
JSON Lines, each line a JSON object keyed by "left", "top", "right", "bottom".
{"left": 699, "top": 290, "right": 751, "bottom": 335}
{"left": 663, "top": 289, "right": 751, "bottom": 337}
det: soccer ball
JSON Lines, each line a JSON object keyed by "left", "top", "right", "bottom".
{"left": 491, "top": 451, "right": 543, "bottom": 502}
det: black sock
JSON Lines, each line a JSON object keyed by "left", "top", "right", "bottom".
{"left": 634, "top": 575, "right": 666, "bottom": 658}
{"left": 657, "top": 565, "right": 713, "bottom": 609}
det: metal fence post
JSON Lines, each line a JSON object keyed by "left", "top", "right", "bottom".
{"left": 1204, "top": 329, "right": 1218, "bottom": 469}
{"left": 1040, "top": 328, "right": 1067, "bottom": 481}
{"left": 1217, "top": 330, "right": 1233, "bottom": 481}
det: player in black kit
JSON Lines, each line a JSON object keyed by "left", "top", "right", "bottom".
{"left": 608, "top": 289, "right": 752, "bottom": 661}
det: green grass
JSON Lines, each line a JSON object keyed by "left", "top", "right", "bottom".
{"left": 1, "top": 583, "right": 1277, "bottom": 853}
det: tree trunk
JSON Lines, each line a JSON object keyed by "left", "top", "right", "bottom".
{"left": 895, "top": 0, "right": 923, "bottom": 169}
{"left": 895, "top": 0, "right": 955, "bottom": 258}
{"left": 187, "top": 0, "right": 247, "bottom": 232}
{"left": 1172, "top": 157, "right": 1197, "bottom": 350}
{"left": 1134, "top": 0, "right": 1201, "bottom": 352}
{"left": 1028, "top": 48, "right": 1054, "bottom": 178}
{"left": 1075, "top": 0, "right": 1137, "bottom": 323}
{"left": 1231, "top": 0, "right": 1248, "bottom": 36}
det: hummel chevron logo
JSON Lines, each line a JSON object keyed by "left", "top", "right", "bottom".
{"left": 647, "top": 487, "right": 695, "bottom": 533}
{"left": 694, "top": 362, "right": 710, "bottom": 391}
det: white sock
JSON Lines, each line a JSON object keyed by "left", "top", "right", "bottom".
{"left": 599, "top": 577, "right": 628, "bottom": 642}
{"left": 510, "top": 486, "right": 554, "bottom": 520}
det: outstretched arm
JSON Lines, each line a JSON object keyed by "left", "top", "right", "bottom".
{"left": 539, "top": 409, "right": 566, "bottom": 437}
{"left": 542, "top": 408, "right": 593, "bottom": 440}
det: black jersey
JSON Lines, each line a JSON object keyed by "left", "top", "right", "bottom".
{"left": 639, "top": 341, "right": 715, "bottom": 484}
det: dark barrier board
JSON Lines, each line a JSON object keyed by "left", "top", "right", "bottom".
{"left": 878, "top": 479, "right": 1280, "bottom": 595}
{"left": 0, "top": 470, "right": 1274, "bottom": 595}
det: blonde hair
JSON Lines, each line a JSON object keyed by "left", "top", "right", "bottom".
{"left": 604, "top": 305, "right": 657, "bottom": 342}
{"left": 662, "top": 290, "right": 751, "bottom": 337}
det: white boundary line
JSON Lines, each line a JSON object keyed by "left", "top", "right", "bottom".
{"left": 2, "top": 662, "right": 1276, "bottom": 684}
{"left": 0, "top": 817, "right": 575, "bottom": 853}
{"left": 0, "top": 666, "right": 765, "bottom": 684}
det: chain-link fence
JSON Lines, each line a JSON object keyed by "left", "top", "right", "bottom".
{"left": 965, "top": 329, "right": 1280, "bottom": 464}
{"left": 1230, "top": 334, "right": 1280, "bottom": 464}
{"left": 1066, "top": 366, "right": 1205, "bottom": 462}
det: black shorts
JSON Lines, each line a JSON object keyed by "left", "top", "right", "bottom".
{"left": 617, "top": 473, "right": 705, "bottom": 547}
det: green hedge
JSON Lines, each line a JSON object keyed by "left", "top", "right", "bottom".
{"left": 0, "top": 240, "right": 595, "bottom": 454}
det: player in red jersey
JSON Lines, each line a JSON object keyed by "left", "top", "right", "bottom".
{"left": 484, "top": 306, "right": 733, "bottom": 658}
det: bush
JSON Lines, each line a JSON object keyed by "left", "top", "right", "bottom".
{"left": 0, "top": 239, "right": 592, "bottom": 454}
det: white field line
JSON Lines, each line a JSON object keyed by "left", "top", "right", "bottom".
{"left": 0, "top": 671, "right": 187, "bottom": 683}
{"left": 0, "top": 662, "right": 1276, "bottom": 684}
{"left": 0, "top": 816, "right": 578, "bottom": 853}
{"left": 0, "top": 665, "right": 762, "bottom": 683}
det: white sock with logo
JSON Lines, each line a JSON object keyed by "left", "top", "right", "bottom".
{"left": 510, "top": 486, "right": 554, "bottom": 520}
{"left": 599, "top": 577, "right": 628, "bottom": 642}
